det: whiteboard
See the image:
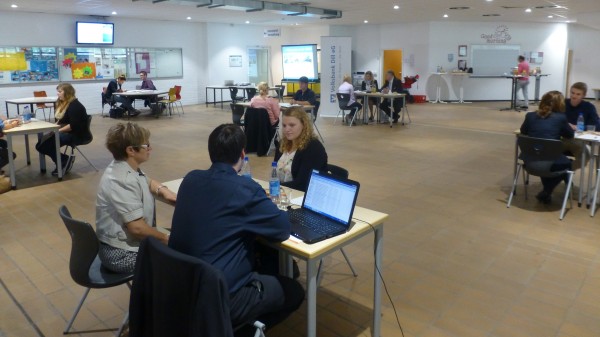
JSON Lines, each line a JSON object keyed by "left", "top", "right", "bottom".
{"left": 127, "top": 48, "right": 183, "bottom": 78}
{"left": 471, "top": 44, "right": 520, "bottom": 76}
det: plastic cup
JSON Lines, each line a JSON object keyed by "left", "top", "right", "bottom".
{"left": 279, "top": 187, "right": 291, "bottom": 210}
{"left": 587, "top": 125, "right": 596, "bottom": 132}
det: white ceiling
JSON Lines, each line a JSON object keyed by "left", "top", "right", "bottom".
{"left": 4, "top": 0, "right": 600, "bottom": 27}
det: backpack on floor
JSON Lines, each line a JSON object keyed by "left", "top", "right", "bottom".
{"left": 109, "top": 107, "right": 125, "bottom": 119}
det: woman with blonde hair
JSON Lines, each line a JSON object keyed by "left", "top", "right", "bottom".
{"left": 361, "top": 70, "right": 379, "bottom": 121}
{"left": 36, "top": 83, "right": 88, "bottom": 175}
{"left": 338, "top": 74, "right": 362, "bottom": 124}
{"left": 250, "top": 81, "right": 280, "bottom": 126}
{"left": 520, "top": 90, "right": 574, "bottom": 203}
{"left": 274, "top": 107, "right": 327, "bottom": 191}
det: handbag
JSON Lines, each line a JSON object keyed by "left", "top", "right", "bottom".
{"left": 109, "top": 107, "right": 125, "bottom": 119}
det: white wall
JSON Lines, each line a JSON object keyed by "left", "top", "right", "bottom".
{"left": 568, "top": 24, "right": 600, "bottom": 96}
{"left": 0, "top": 11, "right": 204, "bottom": 115}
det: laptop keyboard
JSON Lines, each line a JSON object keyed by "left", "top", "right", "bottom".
{"left": 288, "top": 210, "right": 342, "bottom": 235}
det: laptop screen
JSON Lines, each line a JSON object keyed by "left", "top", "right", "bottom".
{"left": 302, "top": 170, "right": 359, "bottom": 226}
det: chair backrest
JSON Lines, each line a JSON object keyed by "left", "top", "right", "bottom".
{"left": 77, "top": 115, "right": 94, "bottom": 145}
{"left": 336, "top": 93, "right": 350, "bottom": 109}
{"left": 129, "top": 237, "right": 234, "bottom": 337}
{"left": 246, "top": 88, "right": 257, "bottom": 100}
{"left": 33, "top": 91, "right": 48, "bottom": 108}
{"left": 168, "top": 87, "right": 177, "bottom": 101}
{"left": 230, "top": 103, "right": 245, "bottom": 125}
{"left": 174, "top": 85, "right": 182, "bottom": 100}
{"left": 275, "top": 85, "right": 285, "bottom": 97}
{"left": 58, "top": 205, "right": 100, "bottom": 288}
{"left": 327, "top": 164, "right": 349, "bottom": 179}
{"left": 101, "top": 87, "right": 110, "bottom": 105}
{"left": 517, "top": 135, "right": 567, "bottom": 177}
{"left": 229, "top": 87, "right": 238, "bottom": 100}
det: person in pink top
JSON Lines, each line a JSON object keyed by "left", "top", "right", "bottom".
{"left": 250, "top": 82, "right": 280, "bottom": 126}
{"left": 517, "top": 55, "right": 530, "bottom": 108}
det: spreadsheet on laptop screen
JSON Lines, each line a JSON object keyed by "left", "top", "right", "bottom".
{"left": 303, "top": 173, "right": 357, "bottom": 225}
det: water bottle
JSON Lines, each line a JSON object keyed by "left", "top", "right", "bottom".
{"left": 577, "top": 113, "right": 585, "bottom": 132}
{"left": 269, "top": 161, "right": 280, "bottom": 203}
{"left": 240, "top": 156, "right": 252, "bottom": 178}
{"left": 22, "top": 105, "right": 32, "bottom": 124}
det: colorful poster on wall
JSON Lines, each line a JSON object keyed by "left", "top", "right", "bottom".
{"left": 135, "top": 52, "right": 150, "bottom": 74}
{"left": 0, "top": 52, "right": 27, "bottom": 71}
{"left": 71, "top": 62, "right": 96, "bottom": 80}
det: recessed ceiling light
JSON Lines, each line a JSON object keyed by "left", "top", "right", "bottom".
{"left": 393, "top": 5, "right": 399, "bottom": 10}
{"left": 443, "top": 14, "right": 448, "bottom": 18}
{"left": 11, "top": 4, "right": 17, "bottom": 8}
{"left": 547, "top": 15, "right": 553, "bottom": 18}
{"left": 290, "top": 1, "right": 310, "bottom": 5}
{"left": 525, "top": 8, "right": 532, "bottom": 13}
{"left": 111, "top": 11, "right": 117, "bottom": 15}
{"left": 186, "top": 16, "right": 191, "bottom": 20}
{"left": 363, "top": 20, "right": 368, "bottom": 23}
{"left": 566, "top": 20, "right": 571, "bottom": 23}
{"left": 245, "top": 20, "right": 250, "bottom": 24}
{"left": 486, "top": 0, "right": 493, "bottom": 2}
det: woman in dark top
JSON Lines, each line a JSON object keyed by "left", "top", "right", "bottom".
{"left": 360, "top": 70, "right": 379, "bottom": 122}
{"left": 274, "top": 107, "right": 327, "bottom": 192}
{"left": 520, "top": 90, "right": 574, "bottom": 203}
{"left": 36, "top": 83, "right": 88, "bottom": 176}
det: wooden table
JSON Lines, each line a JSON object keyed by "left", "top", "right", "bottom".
{"left": 162, "top": 178, "right": 388, "bottom": 337}
{"left": 4, "top": 119, "right": 62, "bottom": 189}
{"left": 5, "top": 97, "right": 58, "bottom": 119}
{"left": 355, "top": 91, "right": 408, "bottom": 127}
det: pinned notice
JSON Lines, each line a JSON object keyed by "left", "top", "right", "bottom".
{"left": 0, "top": 52, "right": 27, "bottom": 71}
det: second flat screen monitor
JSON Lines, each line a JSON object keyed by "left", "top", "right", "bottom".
{"left": 282, "top": 44, "right": 318, "bottom": 81}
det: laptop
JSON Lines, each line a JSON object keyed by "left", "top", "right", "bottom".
{"left": 224, "top": 80, "right": 234, "bottom": 86}
{"left": 288, "top": 170, "right": 360, "bottom": 244}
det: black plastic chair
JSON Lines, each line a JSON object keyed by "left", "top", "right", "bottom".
{"left": 274, "top": 85, "right": 286, "bottom": 101}
{"left": 230, "top": 103, "right": 245, "bottom": 130}
{"left": 507, "top": 135, "right": 574, "bottom": 220}
{"left": 129, "top": 237, "right": 265, "bottom": 337}
{"left": 58, "top": 205, "right": 133, "bottom": 336}
{"left": 245, "top": 87, "right": 257, "bottom": 100}
{"left": 63, "top": 115, "right": 98, "bottom": 171}
{"left": 101, "top": 87, "right": 116, "bottom": 117}
{"left": 334, "top": 93, "right": 354, "bottom": 126}
{"left": 229, "top": 87, "right": 244, "bottom": 104}
{"left": 315, "top": 164, "right": 358, "bottom": 285}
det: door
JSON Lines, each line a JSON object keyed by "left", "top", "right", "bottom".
{"left": 382, "top": 49, "right": 403, "bottom": 80}
{"left": 248, "top": 48, "right": 269, "bottom": 85}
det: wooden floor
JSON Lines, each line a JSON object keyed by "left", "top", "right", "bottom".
{"left": 1, "top": 100, "right": 600, "bottom": 337}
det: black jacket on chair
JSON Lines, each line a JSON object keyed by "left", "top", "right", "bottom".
{"left": 129, "top": 237, "right": 234, "bottom": 337}
{"left": 274, "top": 138, "right": 328, "bottom": 192}
{"left": 245, "top": 108, "right": 274, "bottom": 156}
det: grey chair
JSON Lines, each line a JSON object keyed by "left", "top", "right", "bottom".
{"left": 315, "top": 164, "right": 358, "bottom": 285}
{"left": 229, "top": 87, "right": 245, "bottom": 104}
{"left": 274, "top": 85, "right": 286, "bottom": 102}
{"left": 507, "top": 135, "right": 574, "bottom": 220}
{"left": 63, "top": 115, "right": 99, "bottom": 171}
{"left": 58, "top": 205, "right": 132, "bottom": 336}
{"left": 245, "top": 87, "right": 257, "bottom": 101}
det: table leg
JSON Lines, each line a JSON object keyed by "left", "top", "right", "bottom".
{"left": 37, "top": 133, "right": 46, "bottom": 173}
{"left": 579, "top": 143, "right": 587, "bottom": 207}
{"left": 24, "top": 135, "right": 31, "bottom": 165}
{"left": 306, "top": 258, "right": 318, "bottom": 337}
{"left": 587, "top": 143, "right": 596, "bottom": 207}
{"left": 205, "top": 87, "right": 209, "bottom": 107}
{"left": 373, "top": 224, "right": 383, "bottom": 337}
{"left": 7, "top": 135, "right": 16, "bottom": 189}
{"left": 5, "top": 102, "right": 9, "bottom": 119}
{"left": 55, "top": 130, "right": 63, "bottom": 181}
{"left": 452, "top": 76, "right": 471, "bottom": 104}
{"left": 514, "top": 135, "right": 519, "bottom": 181}
{"left": 389, "top": 97, "right": 394, "bottom": 128}
{"left": 220, "top": 88, "right": 224, "bottom": 109}
{"left": 534, "top": 76, "right": 541, "bottom": 103}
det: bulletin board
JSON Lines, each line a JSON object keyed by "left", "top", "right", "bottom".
{"left": 59, "top": 47, "right": 127, "bottom": 81}
{"left": 471, "top": 44, "right": 521, "bottom": 76}
{"left": 0, "top": 46, "right": 59, "bottom": 84}
{"left": 127, "top": 48, "right": 183, "bottom": 78}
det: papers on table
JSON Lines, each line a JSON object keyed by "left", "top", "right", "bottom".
{"left": 576, "top": 132, "right": 600, "bottom": 142}
{"left": 291, "top": 196, "right": 303, "bottom": 206}
{"left": 279, "top": 103, "right": 302, "bottom": 108}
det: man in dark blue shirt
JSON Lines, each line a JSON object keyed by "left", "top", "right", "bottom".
{"left": 106, "top": 75, "right": 140, "bottom": 117}
{"left": 292, "top": 76, "right": 317, "bottom": 105}
{"left": 563, "top": 82, "right": 598, "bottom": 170}
{"left": 169, "top": 124, "right": 304, "bottom": 332}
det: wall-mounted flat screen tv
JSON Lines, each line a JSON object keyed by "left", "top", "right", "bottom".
{"left": 76, "top": 22, "right": 114, "bottom": 45}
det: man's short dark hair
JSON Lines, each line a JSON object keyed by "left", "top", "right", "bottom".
{"left": 299, "top": 76, "right": 309, "bottom": 83}
{"left": 208, "top": 124, "right": 246, "bottom": 164}
{"left": 140, "top": 71, "right": 147, "bottom": 76}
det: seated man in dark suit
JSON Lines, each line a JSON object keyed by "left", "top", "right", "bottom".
{"left": 169, "top": 124, "right": 304, "bottom": 334}
{"left": 379, "top": 70, "right": 403, "bottom": 123}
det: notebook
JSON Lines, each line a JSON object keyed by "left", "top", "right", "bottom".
{"left": 288, "top": 170, "right": 360, "bottom": 244}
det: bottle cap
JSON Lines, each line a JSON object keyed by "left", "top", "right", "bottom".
{"left": 272, "top": 161, "right": 277, "bottom": 167}
{"left": 244, "top": 156, "right": 249, "bottom": 161}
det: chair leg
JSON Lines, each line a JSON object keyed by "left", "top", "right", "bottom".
{"left": 523, "top": 171, "right": 529, "bottom": 200}
{"left": 267, "top": 130, "right": 279, "bottom": 156}
{"left": 75, "top": 147, "right": 99, "bottom": 171}
{"left": 312, "top": 119, "right": 324, "bottom": 143}
{"left": 560, "top": 171, "right": 574, "bottom": 220}
{"left": 253, "top": 321, "right": 266, "bottom": 337}
{"left": 115, "top": 312, "right": 129, "bottom": 337}
{"left": 590, "top": 168, "right": 600, "bottom": 216}
{"left": 334, "top": 110, "right": 343, "bottom": 125}
{"left": 507, "top": 164, "right": 522, "bottom": 207}
{"left": 340, "top": 248, "right": 358, "bottom": 277}
{"left": 64, "top": 288, "right": 91, "bottom": 334}
{"left": 316, "top": 259, "right": 324, "bottom": 287}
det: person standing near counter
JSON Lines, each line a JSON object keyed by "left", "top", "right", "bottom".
{"left": 516, "top": 55, "right": 530, "bottom": 108}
